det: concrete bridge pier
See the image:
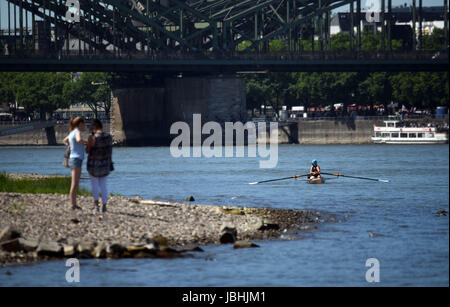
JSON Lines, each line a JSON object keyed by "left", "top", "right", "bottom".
{"left": 45, "top": 126, "right": 57, "bottom": 145}
{"left": 110, "top": 75, "right": 247, "bottom": 146}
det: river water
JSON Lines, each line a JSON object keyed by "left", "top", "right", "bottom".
{"left": 0, "top": 145, "right": 448, "bottom": 286}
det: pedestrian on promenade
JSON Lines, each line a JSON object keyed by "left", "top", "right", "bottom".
{"left": 63, "top": 117, "right": 87, "bottom": 210}
{"left": 86, "top": 119, "right": 113, "bottom": 213}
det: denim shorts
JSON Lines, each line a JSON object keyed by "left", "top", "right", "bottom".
{"left": 68, "top": 158, "right": 83, "bottom": 169}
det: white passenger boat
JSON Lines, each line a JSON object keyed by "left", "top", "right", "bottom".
{"left": 372, "top": 120, "right": 448, "bottom": 144}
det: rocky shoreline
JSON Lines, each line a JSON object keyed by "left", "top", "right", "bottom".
{"left": 0, "top": 192, "right": 326, "bottom": 268}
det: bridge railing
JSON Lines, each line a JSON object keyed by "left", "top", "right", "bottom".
{"left": 272, "top": 114, "right": 443, "bottom": 122}
{"left": 0, "top": 49, "right": 448, "bottom": 62}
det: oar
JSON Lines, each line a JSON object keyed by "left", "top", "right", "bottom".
{"left": 249, "top": 174, "right": 309, "bottom": 185}
{"left": 321, "top": 172, "right": 390, "bottom": 183}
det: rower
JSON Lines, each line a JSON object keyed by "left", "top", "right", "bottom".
{"left": 309, "top": 160, "right": 321, "bottom": 179}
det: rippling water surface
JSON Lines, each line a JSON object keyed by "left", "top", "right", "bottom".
{"left": 0, "top": 144, "right": 448, "bottom": 286}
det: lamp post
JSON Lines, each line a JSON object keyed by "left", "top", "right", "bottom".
{"left": 91, "top": 81, "right": 109, "bottom": 120}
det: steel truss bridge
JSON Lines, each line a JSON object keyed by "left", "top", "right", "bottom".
{"left": 0, "top": 0, "right": 448, "bottom": 72}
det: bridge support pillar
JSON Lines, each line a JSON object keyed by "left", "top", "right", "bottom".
{"left": 110, "top": 75, "right": 247, "bottom": 146}
{"left": 45, "top": 126, "right": 57, "bottom": 145}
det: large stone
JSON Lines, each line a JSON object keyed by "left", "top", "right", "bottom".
{"left": 156, "top": 246, "right": 182, "bottom": 258}
{"left": 106, "top": 243, "right": 127, "bottom": 258}
{"left": 233, "top": 241, "right": 260, "bottom": 249}
{"left": 37, "top": 241, "right": 63, "bottom": 257}
{"left": 144, "top": 242, "right": 158, "bottom": 251}
{"left": 152, "top": 236, "right": 168, "bottom": 247}
{"left": 220, "top": 226, "right": 237, "bottom": 244}
{"left": 18, "top": 238, "right": 39, "bottom": 252}
{"left": 0, "top": 238, "right": 38, "bottom": 252}
{"left": 258, "top": 220, "right": 280, "bottom": 231}
{"left": 92, "top": 244, "right": 106, "bottom": 259}
{"left": 0, "top": 238, "right": 22, "bottom": 252}
{"left": 128, "top": 196, "right": 142, "bottom": 204}
{"left": 0, "top": 226, "right": 21, "bottom": 243}
{"left": 126, "top": 243, "right": 158, "bottom": 258}
{"left": 77, "top": 242, "right": 95, "bottom": 257}
{"left": 62, "top": 244, "right": 75, "bottom": 257}
{"left": 126, "top": 244, "right": 146, "bottom": 253}
{"left": 436, "top": 210, "right": 447, "bottom": 217}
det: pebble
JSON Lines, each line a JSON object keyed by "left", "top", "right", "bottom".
{"left": 0, "top": 192, "right": 324, "bottom": 267}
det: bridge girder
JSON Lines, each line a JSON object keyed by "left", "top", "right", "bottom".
{"left": 1, "top": 0, "right": 448, "bottom": 72}
{"left": 2, "top": 0, "right": 356, "bottom": 54}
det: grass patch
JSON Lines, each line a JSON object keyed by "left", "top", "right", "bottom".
{"left": 0, "top": 172, "right": 90, "bottom": 196}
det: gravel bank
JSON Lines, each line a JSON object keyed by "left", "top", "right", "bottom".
{"left": 0, "top": 192, "right": 325, "bottom": 267}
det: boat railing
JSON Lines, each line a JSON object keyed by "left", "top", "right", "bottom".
{"left": 285, "top": 115, "right": 399, "bottom": 122}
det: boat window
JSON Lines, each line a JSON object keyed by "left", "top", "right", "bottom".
{"left": 375, "top": 132, "right": 381, "bottom": 137}
{"left": 417, "top": 133, "right": 425, "bottom": 138}
{"left": 409, "top": 133, "right": 417, "bottom": 138}
{"left": 382, "top": 133, "right": 390, "bottom": 138}
{"left": 425, "top": 133, "right": 434, "bottom": 138}
{"left": 387, "top": 122, "right": 395, "bottom": 127}
{"left": 400, "top": 133, "right": 408, "bottom": 138}
{"left": 392, "top": 133, "right": 399, "bottom": 138}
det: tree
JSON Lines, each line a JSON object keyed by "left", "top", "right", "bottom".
{"left": 246, "top": 76, "right": 269, "bottom": 116}
{"left": 330, "top": 32, "right": 350, "bottom": 51}
{"left": 359, "top": 72, "right": 392, "bottom": 113}
{"left": 422, "top": 28, "right": 447, "bottom": 50}
{"left": 15, "top": 72, "right": 70, "bottom": 119}
{"left": 0, "top": 72, "right": 19, "bottom": 108}
{"left": 269, "top": 39, "right": 287, "bottom": 52}
{"left": 63, "top": 72, "right": 112, "bottom": 119}
{"left": 390, "top": 72, "right": 449, "bottom": 110}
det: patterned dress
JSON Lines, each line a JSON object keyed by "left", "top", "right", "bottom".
{"left": 87, "top": 132, "right": 113, "bottom": 178}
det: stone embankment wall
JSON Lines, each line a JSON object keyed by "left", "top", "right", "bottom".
{"left": 0, "top": 124, "right": 66, "bottom": 146}
{"left": 276, "top": 119, "right": 384, "bottom": 144}
{"left": 0, "top": 119, "right": 382, "bottom": 145}
{"left": 0, "top": 123, "right": 110, "bottom": 146}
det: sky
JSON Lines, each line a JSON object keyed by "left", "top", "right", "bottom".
{"left": 0, "top": 0, "right": 447, "bottom": 30}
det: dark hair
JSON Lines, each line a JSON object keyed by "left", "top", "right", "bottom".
{"left": 92, "top": 119, "right": 103, "bottom": 130}
{"left": 69, "top": 117, "right": 85, "bottom": 131}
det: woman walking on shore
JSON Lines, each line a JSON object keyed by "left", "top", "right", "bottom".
{"left": 63, "top": 117, "right": 87, "bottom": 210}
{"left": 86, "top": 119, "right": 113, "bottom": 212}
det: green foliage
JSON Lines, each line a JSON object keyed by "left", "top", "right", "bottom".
{"left": 63, "top": 72, "right": 112, "bottom": 118}
{"left": 245, "top": 30, "right": 447, "bottom": 112}
{"left": 0, "top": 71, "right": 111, "bottom": 118}
{"left": 359, "top": 73, "right": 392, "bottom": 107}
{"left": 0, "top": 173, "right": 90, "bottom": 196}
{"left": 0, "top": 72, "right": 19, "bottom": 105}
{"left": 329, "top": 32, "right": 350, "bottom": 51}
{"left": 237, "top": 40, "right": 252, "bottom": 52}
{"left": 0, "top": 72, "right": 70, "bottom": 118}
{"left": 269, "top": 39, "right": 287, "bottom": 52}
{"left": 247, "top": 69, "right": 448, "bottom": 112}
{"left": 14, "top": 73, "right": 71, "bottom": 118}
{"left": 293, "top": 72, "right": 358, "bottom": 108}
{"left": 246, "top": 76, "right": 269, "bottom": 112}
{"left": 390, "top": 72, "right": 449, "bottom": 109}
{"left": 297, "top": 31, "right": 403, "bottom": 52}
{"left": 422, "top": 28, "right": 447, "bottom": 50}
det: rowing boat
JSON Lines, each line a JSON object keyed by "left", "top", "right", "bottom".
{"left": 307, "top": 177, "right": 325, "bottom": 184}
